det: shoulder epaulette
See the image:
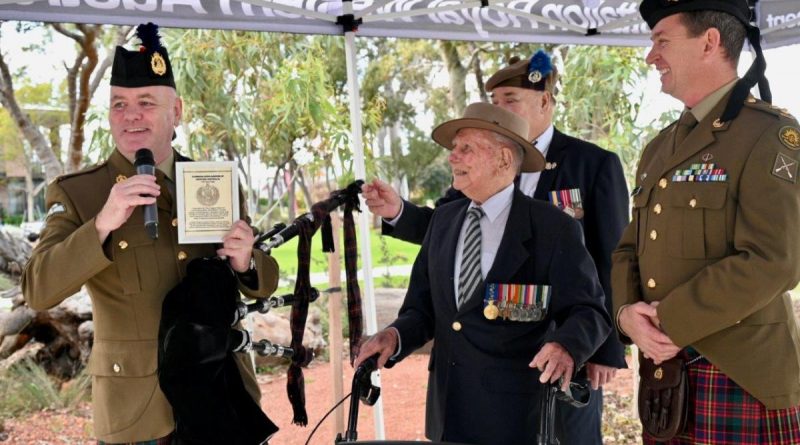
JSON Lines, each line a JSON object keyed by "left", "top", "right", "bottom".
{"left": 742, "top": 96, "right": 798, "bottom": 123}
{"left": 53, "top": 160, "right": 109, "bottom": 185}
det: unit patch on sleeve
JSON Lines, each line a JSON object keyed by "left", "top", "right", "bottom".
{"left": 773, "top": 153, "right": 798, "bottom": 183}
{"left": 46, "top": 202, "right": 66, "bottom": 219}
{"left": 779, "top": 126, "right": 800, "bottom": 151}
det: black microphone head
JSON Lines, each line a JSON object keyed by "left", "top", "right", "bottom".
{"left": 134, "top": 148, "right": 155, "bottom": 167}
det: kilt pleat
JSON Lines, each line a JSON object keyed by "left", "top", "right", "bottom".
{"left": 643, "top": 356, "right": 800, "bottom": 445}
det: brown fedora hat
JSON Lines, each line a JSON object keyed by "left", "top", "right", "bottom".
{"left": 431, "top": 102, "right": 545, "bottom": 173}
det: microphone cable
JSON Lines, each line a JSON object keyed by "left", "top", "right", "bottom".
{"left": 304, "top": 392, "right": 352, "bottom": 445}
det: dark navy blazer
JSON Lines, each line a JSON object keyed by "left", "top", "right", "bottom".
{"left": 387, "top": 188, "right": 611, "bottom": 444}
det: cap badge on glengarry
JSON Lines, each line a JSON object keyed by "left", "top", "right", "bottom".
{"left": 151, "top": 52, "right": 167, "bottom": 76}
{"left": 527, "top": 49, "right": 553, "bottom": 85}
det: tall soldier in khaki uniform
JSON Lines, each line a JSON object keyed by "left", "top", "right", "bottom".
{"left": 613, "top": 1, "right": 800, "bottom": 443}
{"left": 21, "top": 24, "right": 279, "bottom": 444}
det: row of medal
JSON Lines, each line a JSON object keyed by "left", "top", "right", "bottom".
{"left": 548, "top": 188, "right": 585, "bottom": 219}
{"left": 483, "top": 283, "right": 552, "bottom": 322}
{"left": 672, "top": 163, "right": 728, "bottom": 182}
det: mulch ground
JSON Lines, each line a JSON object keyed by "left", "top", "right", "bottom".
{"left": 0, "top": 353, "right": 641, "bottom": 444}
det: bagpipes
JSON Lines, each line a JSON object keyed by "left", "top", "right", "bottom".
{"left": 256, "top": 180, "right": 365, "bottom": 426}
{"left": 157, "top": 180, "right": 364, "bottom": 443}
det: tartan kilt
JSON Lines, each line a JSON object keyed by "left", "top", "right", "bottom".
{"left": 643, "top": 355, "right": 800, "bottom": 445}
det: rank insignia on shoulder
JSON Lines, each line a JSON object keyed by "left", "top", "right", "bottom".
{"left": 773, "top": 153, "right": 797, "bottom": 183}
{"left": 46, "top": 203, "right": 66, "bottom": 219}
{"left": 549, "top": 188, "right": 583, "bottom": 219}
{"left": 484, "top": 283, "right": 551, "bottom": 322}
{"left": 779, "top": 126, "right": 800, "bottom": 151}
{"left": 672, "top": 163, "right": 727, "bottom": 182}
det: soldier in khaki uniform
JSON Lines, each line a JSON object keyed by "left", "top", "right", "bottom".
{"left": 21, "top": 24, "right": 279, "bottom": 444}
{"left": 613, "top": 1, "right": 800, "bottom": 443}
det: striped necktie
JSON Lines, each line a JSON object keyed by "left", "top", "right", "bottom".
{"left": 458, "top": 206, "right": 484, "bottom": 308}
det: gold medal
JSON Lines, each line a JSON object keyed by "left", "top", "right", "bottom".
{"left": 483, "top": 301, "right": 499, "bottom": 320}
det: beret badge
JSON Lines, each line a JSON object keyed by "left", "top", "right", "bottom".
{"left": 526, "top": 49, "right": 553, "bottom": 85}
{"left": 151, "top": 52, "right": 167, "bottom": 76}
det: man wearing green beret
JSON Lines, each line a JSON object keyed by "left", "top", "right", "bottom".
{"left": 21, "top": 23, "right": 279, "bottom": 444}
{"left": 613, "top": 0, "right": 800, "bottom": 443}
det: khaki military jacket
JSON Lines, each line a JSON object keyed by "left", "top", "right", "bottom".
{"left": 21, "top": 149, "right": 279, "bottom": 442}
{"left": 612, "top": 92, "right": 800, "bottom": 410}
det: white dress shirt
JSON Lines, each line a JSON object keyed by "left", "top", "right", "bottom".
{"left": 517, "top": 124, "right": 554, "bottom": 197}
{"left": 452, "top": 183, "right": 515, "bottom": 305}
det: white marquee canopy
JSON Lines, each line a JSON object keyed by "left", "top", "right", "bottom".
{"left": 3, "top": 0, "right": 796, "bottom": 439}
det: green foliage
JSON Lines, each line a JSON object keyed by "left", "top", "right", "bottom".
{"left": 3, "top": 215, "right": 23, "bottom": 226}
{"left": 554, "top": 45, "right": 661, "bottom": 185}
{"left": 0, "top": 273, "right": 13, "bottom": 291}
{"left": 0, "top": 359, "right": 91, "bottom": 418}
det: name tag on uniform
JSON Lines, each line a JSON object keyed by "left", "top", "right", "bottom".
{"left": 548, "top": 188, "right": 584, "bottom": 219}
{"left": 483, "top": 283, "right": 551, "bottom": 322}
{"left": 672, "top": 163, "right": 727, "bottom": 182}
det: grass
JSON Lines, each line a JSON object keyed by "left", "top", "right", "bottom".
{"left": 0, "top": 273, "right": 13, "bottom": 292}
{"left": 0, "top": 359, "right": 91, "bottom": 418}
{"left": 268, "top": 228, "right": 420, "bottom": 276}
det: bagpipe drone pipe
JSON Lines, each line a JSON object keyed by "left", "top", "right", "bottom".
{"left": 157, "top": 180, "right": 364, "bottom": 444}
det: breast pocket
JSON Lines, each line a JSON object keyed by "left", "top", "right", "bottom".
{"left": 666, "top": 184, "right": 728, "bottom": 259}
{"left": 112, "top": 225, "right": 160, "bottom": 295}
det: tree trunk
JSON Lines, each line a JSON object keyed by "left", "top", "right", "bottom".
{"left": 0, "top": 49, "right": 62, "bottom": 182}
{"left": 439, "top": 41, "right": 468, "bottom": 117}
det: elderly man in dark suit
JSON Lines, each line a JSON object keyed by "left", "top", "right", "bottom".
{"left": 355, "top": 102, "right": 611, "bottom": 445}
{"left": 363, "top": 50, "right": 628, "bottom": 445}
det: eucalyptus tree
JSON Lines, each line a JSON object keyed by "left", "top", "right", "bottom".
{"left": 168, "top": 30, "right": 382, "bottom": 223}
{"left": 0, "top": 22, "right": 130, "bottom": 180}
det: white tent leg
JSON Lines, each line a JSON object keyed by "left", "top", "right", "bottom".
{"left": 344, "top": 17, "right": 386, "bottom": 440}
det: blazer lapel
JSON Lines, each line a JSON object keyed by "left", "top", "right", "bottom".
{"left": 533, "top": 128, "right": 568, "bottom": 201}
{"left": 457, "top": 189, "right": 533, "bottom": 315}
{"left": 441, "top": 202, "right": 469, "bottom": 313}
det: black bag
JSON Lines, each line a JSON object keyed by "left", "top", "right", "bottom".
{"left": 638, "top": 355, "right": 689, "bottom": 441}
{"left": 158, "top": 257, "right": 278, "bottom": 444}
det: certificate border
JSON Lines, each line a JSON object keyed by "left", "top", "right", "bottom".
{"left": 175, "top": 161, "right": 240, "bottom": 244}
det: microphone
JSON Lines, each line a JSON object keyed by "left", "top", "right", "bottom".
{"left": 134, "top": 148, "right": 158, "bottom": 240}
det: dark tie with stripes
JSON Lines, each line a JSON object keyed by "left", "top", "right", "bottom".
{"left": 458, "top": 206, "right": 484, "bottom": 308}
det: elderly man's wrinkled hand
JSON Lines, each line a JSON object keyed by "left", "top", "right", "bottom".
{"left": 530, "top": 342, "right": 575, "bottom": 391}
{"left": 353, "top": 328, "right": 399, "bottom": 370}
{"left": 362, "top": 179, "right": 402, "bottom": 220}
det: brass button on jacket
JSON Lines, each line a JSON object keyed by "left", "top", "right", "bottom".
{"left": 177, "top": 251, "right": 188, "bottom": 261}
{"left": 647, "top": 278, "right": 656, "bottom": 289}
{"left": 659, "top": 178, "right": 668, "bottom": 189}
{"left": 650, "top": 230, "right": 658, "bottom": 241}
{"left": 452, "top": 321, "right": 462, "bottom": 331}
{"left": 171, "top": 218, "right": 178, "bottom": 227}
{"left": 654, "top": 204, "right": 662, "bottom": 214}
{"left": 118, "top": 240, "right": 128, "bottom": 250}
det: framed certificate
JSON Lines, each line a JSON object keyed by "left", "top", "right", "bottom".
{"left": 175, "top": 161, "right": 239, "bottom": 244}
